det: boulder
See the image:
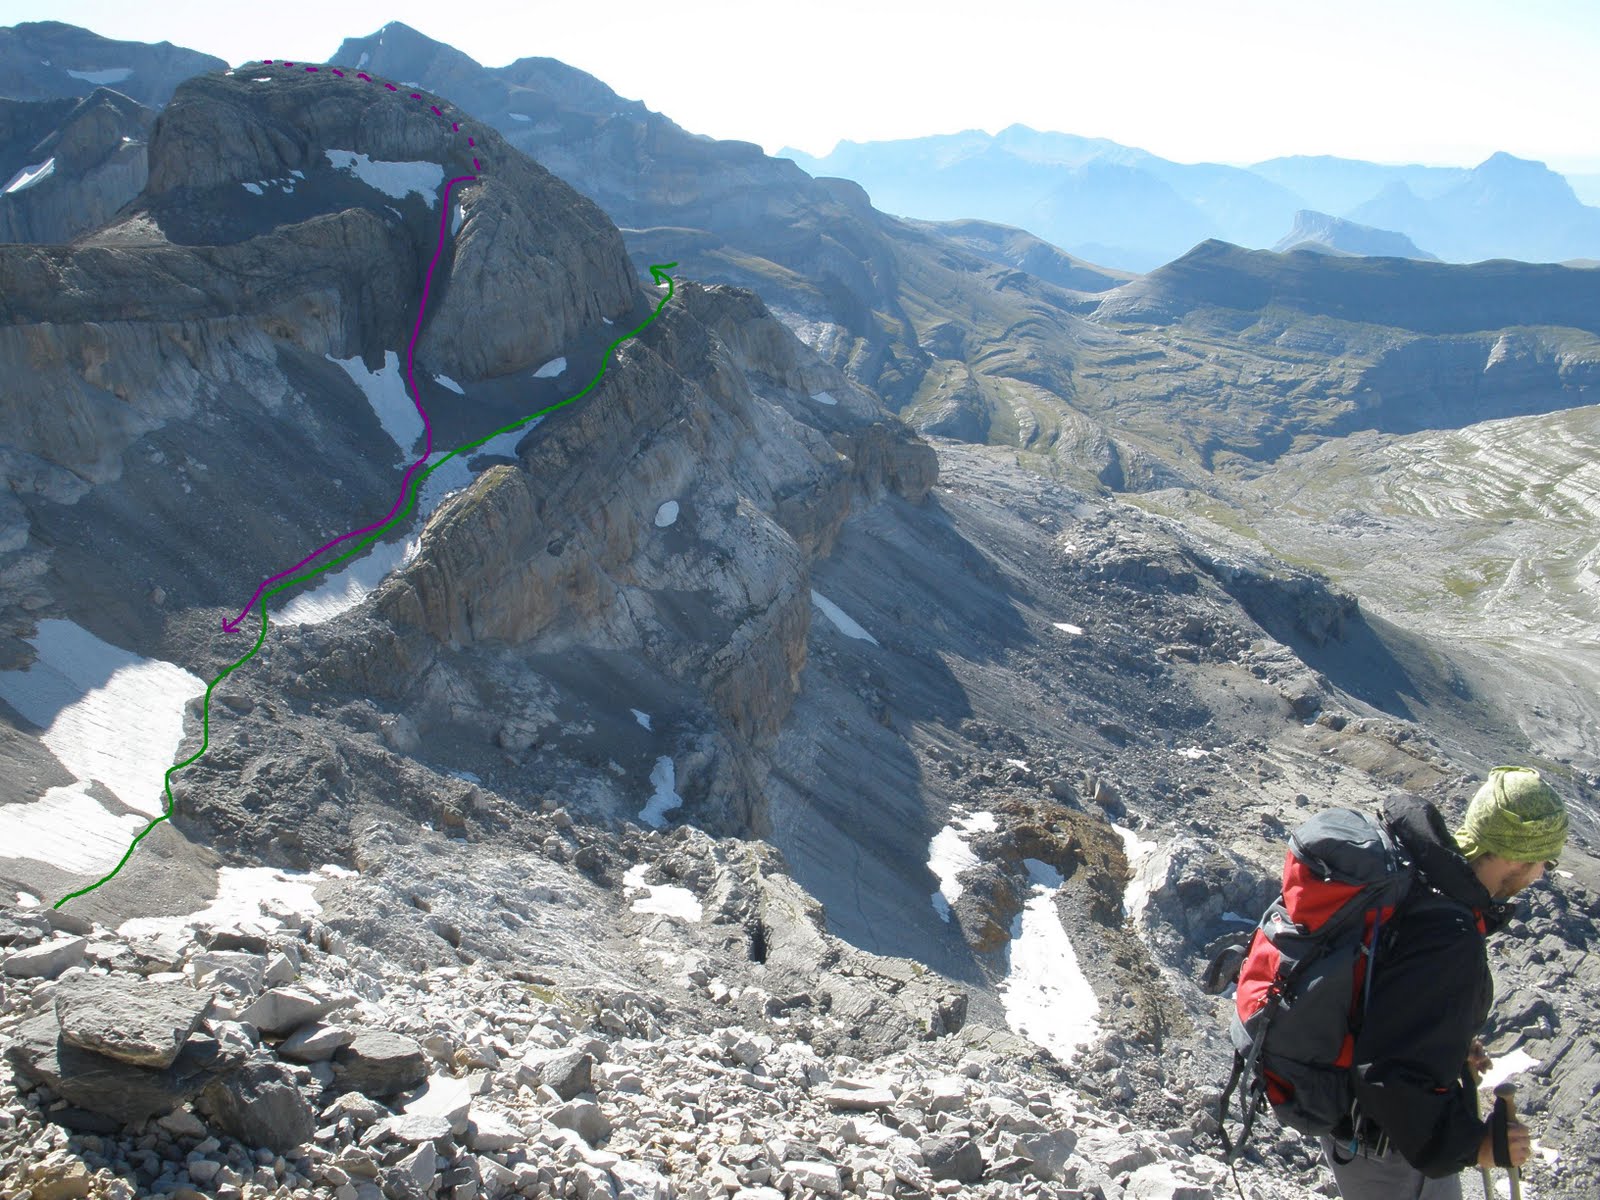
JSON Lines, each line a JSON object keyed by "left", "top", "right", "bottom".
{"left": 369, "top": 1111, "right": 454, "bottom": 1145}
{"left": 919, "top": 1135, "right": 984, "bottom": 1183}
{"left": 277, "top": 1021, "right": 356, "bottom": 1063}
{"left": 5, "top": 1012, "right": 245, "bottom": 1126}
{"left": 782, "top": 1162, "right": 841, "bottom": 1196}
{"left": 54, "top": 974, "right": 213, "bottom": 1069}
{"left": 198, "top": 1057, "right": 316, "bottom": 1153}
{"left": 549, "top": 1099, "right": 610, "bottom": 1145}
{"left": 402, "top": 1072, "right": 474, "bottom": 1135}
{"left": 821, "top": 1079, "right": 896, "bottom": 1110}
{"left": 517, "top": 1046, "right": 593, "bottom": 1100}
{"left": 237, "top": 985, "right": 354, "bottom": 1035}
{"left": 185, "top": 950, "right": 267, "bottom": 996}
{"left": 4, "top": 935, "right": 87, "bottom": 979}
{"left": 466, "top": 1108, "right": 525, "bottom": 1153}
{"left": 1124, "top": 1163, "right": 1210, "bottom": 1200}
{"left": 332, "top": 1030, "right": 429, "bottom": 1098}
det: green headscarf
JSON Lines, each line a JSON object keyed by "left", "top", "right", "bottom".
{"left": 1455, "top": 766, "right": 1569, "bottom": 864}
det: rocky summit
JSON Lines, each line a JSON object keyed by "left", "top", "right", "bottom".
{"left": 2, "top": 18, "right": 1599, "bottom": 1200}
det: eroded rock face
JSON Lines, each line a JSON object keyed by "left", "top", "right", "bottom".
{"left": 374, "top": 282, "right": 935, "bottom": 750}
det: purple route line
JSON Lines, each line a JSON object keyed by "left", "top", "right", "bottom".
{"left": 223, "top": 60, "right": 484, "bottom": 633}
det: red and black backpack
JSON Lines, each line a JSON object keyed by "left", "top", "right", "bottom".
{"left": 1218, "top": 808, "right": 1416, "bottom": 1162}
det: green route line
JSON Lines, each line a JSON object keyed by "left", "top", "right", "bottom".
{"left": 55, "top": 264, "right": 679, "bottom": 909}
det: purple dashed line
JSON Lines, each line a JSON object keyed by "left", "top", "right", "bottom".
{"left": 223, "top": 58, "right": 486, "bottom": 633}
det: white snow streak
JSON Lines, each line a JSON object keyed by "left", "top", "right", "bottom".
{"left": 508, "top": 112, "right": 531, "bottom": 122}
{"left": 810, "top": 591, "right": 878, "bottom": 644}
{"left": 435, "top": 374, "right": 464, "bottom": 395}
{"left": 810, "top": 391, "right": 838, "bottom": 406}
{"left": 3, "top": 159, "right": 55, "bottom": 195}
{"left": 630, "top": 709, "right": 653, "bottom": 730}
{"left": 533, "top": 357, "right": 568, "bottom": 379}
{"left": 66, "top": 67, "right": 132, "bottom": 84}
{"left": 328, "top": 350, "right": 422, "bottom": 454}
{"left": 1052, "top": 622, "right": 1084, "bottom": 635}
{"left": 1001, "top": 858, "right": 1101, "bottom": 1062}
{"left": 324, "top": 149, "right": 443, "bottom": 209}
{"left": 638, "top": 757, "right": 682, "bottom": 828}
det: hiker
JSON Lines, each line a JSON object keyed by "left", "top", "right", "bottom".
{"left": 1318, "top": 767, "right": 1566, "bottom": 1198}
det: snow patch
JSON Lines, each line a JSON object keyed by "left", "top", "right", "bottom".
{"left": 654, "top": 501, "right": 680, "bottom": 528}
{"left": 450, "top": 204, "right": 464, "bottom": 237}
{"left": 1113, "top": 824, "right": 1160, "bottom": 924}
{"left": 533, "top": 357, "right": 567, "bottom": 379}
{"left": 0, "top": 620, "right": 206, "bottom": 824}
{"left": 631, "top": 709, "right": 652, "bottom": 730}
{"left": 435, "top": 374, "right": 464, "bottom": 395}
{"left": 324, "top": 149, "right": 443, "bottom": 208}
{"left": 508, "top": 112, "right": 531, "bottom": 122}
{"left": 926, "top": 810, "right": 995, "bottom": 921}
{"left": 811, "top": 591, "right": 878, "bottom": 645}
{"left": 118, "top": 866, "right": 327, "bottom": 942}
{"left": 1052, "top": 622, "right": 1084, "bottom": 635}
{"left": 1000, "top": 858, "right": 1101, "bottom": 1062}
{"left": 810, "top": 391, "right": 838, "bottom": 406}
{"left": 66, "top": 67, "right": 132, "bottom": 85}
{"left": 357, "top": 52, "right": 370, "bottom": 70}
{"left": 623, "top": 864, "right": 702, "bottom": 921}
{"left": 602, "top": 317, "right": 614, "bottom": 326}
{"left": 1478, "top": 1047, "right": 1540, "bottom": 1094}
{"left": 242, "top": 181, "right": 263, "bottom": 195}
{"left": 329, "top": 350, "right": 422, "bottom": 454}
{"left": 638, "top": 757, "right": 681, "bottom": 828}
{"left": 3, "top": 159, "right": 55, "bottom": 195}
{"left": 1177, "top": 746, "right": 1209, "bottom": 759}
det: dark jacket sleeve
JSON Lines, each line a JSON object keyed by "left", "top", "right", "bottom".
{"left": 1350, "top": 903, "right": 1492, "bottom": 1177}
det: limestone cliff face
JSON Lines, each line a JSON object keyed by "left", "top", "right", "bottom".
{"left": 143, "top": 70, "right": 636, "bottom": 382}
{"left": 375, "top": 282, "right": 936, "bottom": 745}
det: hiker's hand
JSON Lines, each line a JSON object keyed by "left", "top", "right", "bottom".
{"left": 1467, "top": 1037, "right": 1493, "bottom": 1082}
{"left": 1476, "top": 1119, "right": 1531, "bottom": 1169}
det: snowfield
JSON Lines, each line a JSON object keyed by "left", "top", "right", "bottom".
{"left": 0, "top": 620, "right": 206, "bottom": 874}
{"left": 1000, "top": 858, "right": 1101, "bottom": 1062}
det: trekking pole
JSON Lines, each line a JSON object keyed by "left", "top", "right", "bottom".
{"left": 1493, "top": 1083, "right": 1521, "bottom": 1200}
{"left": 1470, "top": 1070, "right": 1494, "bottom": 1200}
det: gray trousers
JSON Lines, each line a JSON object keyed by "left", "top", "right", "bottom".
{"left": 1318, "top": 1136, "right": 1465, "bottom": 1199}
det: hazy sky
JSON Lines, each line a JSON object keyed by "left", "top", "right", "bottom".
{"left": 7, "top": 0, "right": 1599, "bottom": 172}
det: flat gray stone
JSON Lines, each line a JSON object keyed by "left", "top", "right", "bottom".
{"left": 237, "top": 986, "right": 353, "bottom": 1036}
{"left": 368, "top": 1111, "right": 453, "bottom": 1145}
{"left": 54, "top": 974, "right": 214, "bottom": 1069}
{"left": 4, "top": 935, "right": 87, "bottom": 979}
{"left": 277, "top": 1021, "right": 355, "bottom": 1063}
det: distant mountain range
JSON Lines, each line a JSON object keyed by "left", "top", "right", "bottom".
{"left": 784, "top": 130, "right": 1600, "bottom": 271}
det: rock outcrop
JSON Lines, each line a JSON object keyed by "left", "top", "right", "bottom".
{"left": 0, "top": 88, "right": 152, "bottom": 244}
